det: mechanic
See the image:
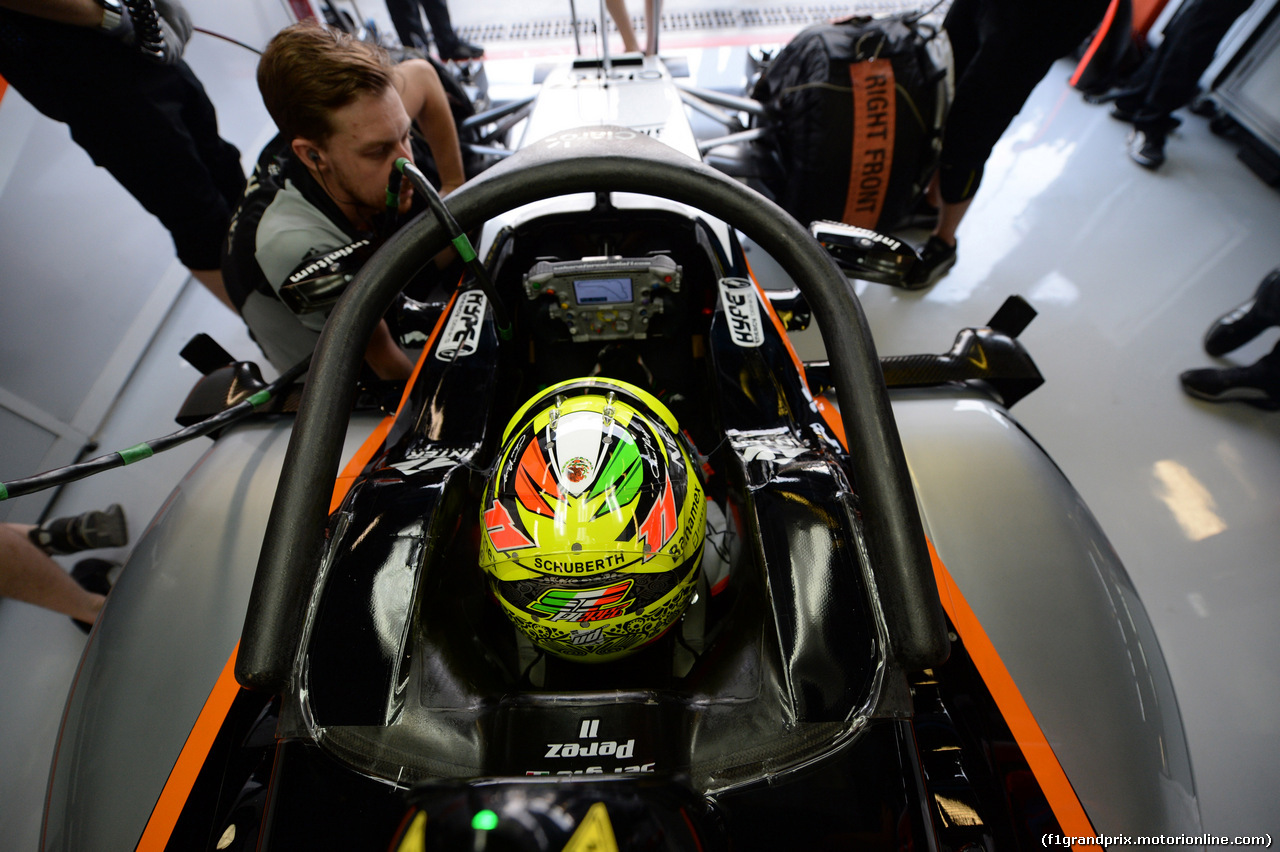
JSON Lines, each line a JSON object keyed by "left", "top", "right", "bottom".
{"left": 223, "top": 20, "right": 468, "bottom": 380}
{"left": 909, "top": 0, "right": 1110, "bottom": 288}
{"left": 1181, "top": 267, "right": 1280, "bottom": 410}
{"left": 0, "top": 505, "right": 128, "bottom": 632}
{"left": 384, "top": 0, "right": 483, "bottom": 60}
{"left": 0, "top": 0, "right": 247, "bottom": 312}
{"left": 1103, "top": 0, "right": 1253, "bottom": 169}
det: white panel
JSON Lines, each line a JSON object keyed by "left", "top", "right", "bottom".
{"left": 0, "top": 408, "right": 59, "bottom": 523}
{"left": 0, "top": 88, "right": 175, "bottom": 424}
{"left": 0, "top": 0, "right": 289, "bottom": 517}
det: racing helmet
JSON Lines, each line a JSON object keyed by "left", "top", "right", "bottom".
{"left": 479, "top": 378, "right": 705, "bottom": 662}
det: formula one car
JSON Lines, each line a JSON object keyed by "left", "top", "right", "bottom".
{"left": 40, "top": 36, "right": 1200, "bottom": 852}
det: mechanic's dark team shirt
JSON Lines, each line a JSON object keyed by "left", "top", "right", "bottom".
{"left": 222, "top": 136, "right": 433, "bottom": 371}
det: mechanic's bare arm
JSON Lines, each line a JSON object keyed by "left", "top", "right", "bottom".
{"left": 0, "top": 0, "right": 104, "bottom": 26}
{"left": 364, "top": 319, "right": 415, "bottom": 381}
{"left": 393, "top": 59, "right": 467, "bottom": 196}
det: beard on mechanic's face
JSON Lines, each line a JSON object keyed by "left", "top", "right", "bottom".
{"left": 329, "top": 164, "right": 381, "bottom": 212}
{"left": 319, "top": 151, "right": 415, "bottom": 229}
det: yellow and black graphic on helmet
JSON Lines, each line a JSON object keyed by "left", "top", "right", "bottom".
{"left": 478, "top": 378, "right": 706, "bottom": 662}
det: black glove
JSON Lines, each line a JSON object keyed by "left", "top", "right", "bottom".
{"left": 106, "top": 0, "right": 192, "bottom": 65}
{"left": 151, "top": 0, "right": 193, "bottom": 62}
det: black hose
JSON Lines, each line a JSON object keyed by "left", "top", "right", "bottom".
{"left": 0, "top": 356, "right": 311, "bottom": 502}
{"left": 905, "top": 0, "right": 949, "bottom": 25}
{"left": 394, "top": 157, "right": 513, "bottom": 338}
{"left": 192, "top": 26, "right": 264, "bottom": 55}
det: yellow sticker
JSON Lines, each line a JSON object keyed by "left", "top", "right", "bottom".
{"left": 561, "top": 802, "right": 619, "bottom": 852}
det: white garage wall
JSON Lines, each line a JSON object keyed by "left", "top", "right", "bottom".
{"left": 0, "top": 0, "right": 296, "bottom": 523}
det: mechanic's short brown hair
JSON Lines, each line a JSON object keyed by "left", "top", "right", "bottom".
{"left": 258, "top": 21, "right": 394, "bottom": 143}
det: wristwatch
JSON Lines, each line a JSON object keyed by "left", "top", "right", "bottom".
{"left": 96, "top": 0, "right": 126, "bottom": 32}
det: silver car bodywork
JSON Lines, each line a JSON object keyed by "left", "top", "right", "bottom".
{"left": 897, "top": 390, "right": 1199, "bottom": 836}
{"left": 41, "top": 417, "right": 381, "bottom": 850}
{"left": 40, "top": 45, "right": 1199, "bottom": 850}
{"left": 39, "top": 393, "right": 1200, "bottom": 849}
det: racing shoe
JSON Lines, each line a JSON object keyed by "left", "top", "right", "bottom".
{"left": 1128, "top": 129, "right": 1166, "bottom": 170}
{"left": 1203, "top": 268, "right": 1280, "bottom": 356}
{"left": 438, "top": 40, "right": 484, "bottom": 60}
{"left": 29, "top": 504, "right": 129, "bottom": 555}
{"left": 905, "top": 236, "right": 957, "bottom": 290}
{"left": 1109, "top": 102, "right": 1137, "bottom": 123}
{"left": 1180, "top": 349, "right": 1280, "bottom": 410}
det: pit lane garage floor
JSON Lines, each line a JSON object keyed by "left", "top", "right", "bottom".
{"left": 2, "top": 8, "right": 1279, "bottom": 849}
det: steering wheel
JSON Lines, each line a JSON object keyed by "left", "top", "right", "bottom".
{"left": 237, "top": 127, "right": 949, "bottom": 693}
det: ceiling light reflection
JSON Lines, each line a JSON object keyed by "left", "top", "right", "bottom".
{"left": 1028, "top": 270, "right": 1080, "bottom": 307}
{"left": 1152, "top": 460, "right": 1227, "bottom": 542}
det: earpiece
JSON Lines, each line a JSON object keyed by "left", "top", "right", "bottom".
{"left": 300, "top": 145, "right": 371, "bottom": 220}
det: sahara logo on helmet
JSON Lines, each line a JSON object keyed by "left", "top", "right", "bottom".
{"left": 664, "top": 478, "right": 704, "bottom": 559}
{"left": 435, "top": 290, "right": 488, "bottom": 361}
{"left": 529, "top": 581, "right": 635, "bottom": 622}
{"left": 717, "top": 277, "right": 764, "bottom": 347}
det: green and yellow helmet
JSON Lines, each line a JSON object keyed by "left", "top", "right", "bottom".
{"left": 479, "top": 378, "right": 705, "bottom": 662}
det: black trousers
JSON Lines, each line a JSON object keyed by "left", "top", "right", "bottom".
{"left": 384, "top": 0, "right": 461, "bottom": 54}
{"left": 1115, "top": 0, "right": 1253, "bottom": 135}
{"left": 0, "top": 10, "right": 244, "bottom": 270}
{"left": 939, "top": 0, "right": 1109, "bottom": 202}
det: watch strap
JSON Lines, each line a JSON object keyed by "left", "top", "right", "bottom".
{"left": 97, "top": 0, "right": 126, "bottom": 33}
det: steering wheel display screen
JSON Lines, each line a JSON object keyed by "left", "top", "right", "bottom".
{"left": 573, "top": 277, "right": 633, "bottom": 304}
{"left": 525, "top": 255, "right": 681, "bottom": 342}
